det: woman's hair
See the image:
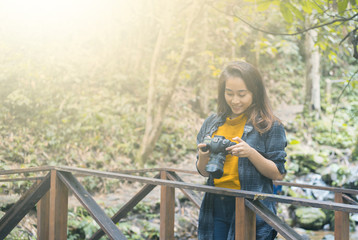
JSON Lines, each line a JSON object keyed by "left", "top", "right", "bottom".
{"left": 217, "top": 61, "right": 279, "bottom": 133}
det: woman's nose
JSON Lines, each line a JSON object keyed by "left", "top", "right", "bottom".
{"left": 232, "top": 95, "right": 240, "bottom": 104}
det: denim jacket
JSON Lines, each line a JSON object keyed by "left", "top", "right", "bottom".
{"left": 196, "top": 114, "right": 287, "bottom": 240}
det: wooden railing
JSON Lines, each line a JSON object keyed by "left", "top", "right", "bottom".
{"left": 0, "top": 166, "right": 357, "bottom": 240}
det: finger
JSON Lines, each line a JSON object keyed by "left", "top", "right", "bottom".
{"left": 197, "top": 143, "right": 206, "bottom": 148}
{"left": 198, "top": 143, "right": 209, "bottom": 153}
{"left": 232, "top": 137, "right": 244, "bottom": 143}
{"left": 232, "top": 148, "right": 240, "bottom": 156}
{"left": 225, "top": 145, "right": 236, "bottom": 151}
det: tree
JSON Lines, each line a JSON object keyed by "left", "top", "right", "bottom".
{"left": 231, "top": 0, "right": 358, "bottom": 113}
{"left": 137, "top": 1, "right": 203, "bottom": 165}
{"left": 304, "top": 22, "right": 321, "bottom": 115}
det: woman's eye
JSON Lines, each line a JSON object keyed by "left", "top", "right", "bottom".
{"left": 239, "top": 94, "right": 246, "bottom": 97}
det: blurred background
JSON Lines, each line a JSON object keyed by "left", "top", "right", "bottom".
{"left": 0, "top": 0, "right": 357, "bottom": 239}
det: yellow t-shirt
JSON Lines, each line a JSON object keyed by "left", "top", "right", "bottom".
{"left": 213, "top": 114, "right": 247, "bottom": 189}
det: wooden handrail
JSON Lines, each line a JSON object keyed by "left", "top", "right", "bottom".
{"left": 274, "top": 180, "right": 358, "bottom": 195}
{"left": 1, "top": 165, "right": 356, "bottom": 196}
{"left": 0, "top": 166, "right": 356, "bottom": 240}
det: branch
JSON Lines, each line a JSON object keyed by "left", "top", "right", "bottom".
{"left": 339, "top": 27, "right": 358, "bottom": 44}
{"left": 232, "top": 9, "right": 358, "bottom": 36}
{"left": 208, "top": 3, "right": 358, "bottom": 36}
{"left": 330, "top": 68, "right": 358, "bottom": 143}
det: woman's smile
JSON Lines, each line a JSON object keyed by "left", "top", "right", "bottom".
{"left": 224, "top": 77, "right": 253, "bottom": 118}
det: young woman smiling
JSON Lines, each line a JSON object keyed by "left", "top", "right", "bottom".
{"left": 196, "top": 61, "right": 287, "bottom": 240}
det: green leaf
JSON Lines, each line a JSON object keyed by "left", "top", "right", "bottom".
{"left": 280, "top": 2, "right": 294, "bottom": 23}
{"left": 317, "top": 41, "right": 327, "bottom": 51}
{"left": 328, "top": 51, "right": 338, "bottom": 63}
{"left": 289, "top": 139, "right": 301, "bottom": 145}
{"left": 256, "top": 1, "right": 271, "bottom": 12}
{"left": 301, "top": 0, "right": 313, "bottom": 14}
{"left": 256, "top": 1, "right": 274, "bottom": 12}
{"left": 337, "top": 0, "right": 349, "bottom": 15}
{"left": 285, "top": 2, "right": 305, "bottom": 21}
{"left": 307, "top": 0, "right": 325, "bottom": 14}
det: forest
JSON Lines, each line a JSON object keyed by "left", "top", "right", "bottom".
{"left": 0, "top": 0, "right": 357, "bottom": 239}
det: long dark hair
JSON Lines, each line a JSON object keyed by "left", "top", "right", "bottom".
{"left": 217, "top": 61, "right": 279, "bottom": 133}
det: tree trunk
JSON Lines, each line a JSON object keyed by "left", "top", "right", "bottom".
{"left": 304, "top": 27, "right": 321, "bottom": 116}
{"left": 196, "top": 8, "right": 209, "bottom": 117}
{"left": 137, "top": 1, "right": 202, "bottom": 165}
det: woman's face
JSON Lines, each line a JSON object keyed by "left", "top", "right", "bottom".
{"left": 224, "top": 77, "right": 253, "bottom": 118}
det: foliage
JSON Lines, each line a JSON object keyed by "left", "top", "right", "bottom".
{"left": 245, "top": 0, "right": 358, "bottom": 60}
{"left": 66, "top": 204, "right": 160, "bottom": 240}
{"left": 321, "top": 163, "right": 358, "bottom": 188}
{"left": 353, "top": 135, "right": 358, "bottom": 161}
{"left": 3, "top": 227, "right": 36, "bottom": 240}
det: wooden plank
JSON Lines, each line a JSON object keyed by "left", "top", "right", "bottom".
{"left": 274, "top": 180, "right": 358, "bottom": 195}
{"left": 166, "top": 171, "right": 201, "bottom": 208}
{"left": 334, "top": 193, "right": 350, "bottom": 240}
{"left": 235, "top": 197, "right": 255, "bottom": 240}
{"left": 89, "top": 173, "right": 160, "bottom": 240}
{"left": 342, "top": 194, "right": 358, "bottom": 205}
{"left": 55, "top": 166, "right": 358, "bottom": 213}
{"left": 37, "top": 185, "right": 50, "bottom": 240}
{"left": 57, "top": 171, "right": 127, "bottom": 240}
{"left": 245, "top": 199, "right": 304, "bottom": 240}
{"left": 0, "top": 177, "right": 44, "bottom": 182}
{"left": 0, "top": 165, "right": 354, "bottom": 194}
{"left": 49, "top": 170, "right": 68, "bottom": 240}
{"left": 160, "top": 171, "right": 175, "bottom": 240}
{"left": 115, "top": 168, "right": 198, "bottom": 175}
{"left": 0, "top": 173, "right": 51, "bottom": 239}
{"left": 0, "top": 166, "right": 54, "bottom": 176}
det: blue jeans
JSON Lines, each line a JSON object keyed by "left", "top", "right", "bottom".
{"left": 213, "top": 195, "right": 235, "bottom": 240}
{"left": 213, "top": 194, "right": 278, "bottom": 240}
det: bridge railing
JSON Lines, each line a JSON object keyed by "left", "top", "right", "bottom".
{"left": 0, "top": 166, "right": 357, "bottom": 240}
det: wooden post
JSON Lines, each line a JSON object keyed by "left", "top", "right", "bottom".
{"left": 37, "top": 189, "right": 50, "bottom": 240}
{"left": 49, "top": 170, "right": 68, "bottom": 240}
{"left": 334, "top": 192, "right": 349, "bottom": 240}
{"left": 160, "top": 171, "right": 175, "bottom": 240}
{"left": 235, "top": 197, "right": 255, "bottom": 240}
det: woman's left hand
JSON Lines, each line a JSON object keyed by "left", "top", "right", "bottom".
{"left": 226, "top": 137, "right": 254, "bottom": 158}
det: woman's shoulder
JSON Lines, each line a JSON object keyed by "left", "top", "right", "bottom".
{"left": 198, "top": 113, "right": 223, "bottom": 135}
{"left": 271, "top": 120, "right": 285, "bottom": 130}
{"left": 266, "top": 120, "right": 286, "bottom": 138}
{"left": 203, "top": 113, "right": 221, "bottom": 124}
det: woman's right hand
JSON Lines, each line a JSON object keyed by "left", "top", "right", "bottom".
{"left": 196, "top": 143, "right": 210, "bottom": 177}
{"left": 197, "top": 143, "right": 210, "bottom": 157}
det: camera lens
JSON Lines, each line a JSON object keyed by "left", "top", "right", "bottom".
{"left": 205, "top": 153, "right": 226, "bottom": 179}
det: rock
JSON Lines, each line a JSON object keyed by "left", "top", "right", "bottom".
{"left": 352, "top": 213, "right": 358, "bottom": 223}
{"left": 295, "top": 173, "right": 334, "bottom": 201}
{"left": 322, "top": 234, "right": 334, "bottom": 240}
{"left": 288, "top": 150, "right": 328, "bottom": 175}
{"left": 294, "top": 207, "right": 327, "bottom": 230}
{"left": 321, "top": 163, "right": 358, "bottom": 191}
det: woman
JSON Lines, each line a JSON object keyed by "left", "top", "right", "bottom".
{"left": 196, "top": 61, "right": 287, "bottom": 240}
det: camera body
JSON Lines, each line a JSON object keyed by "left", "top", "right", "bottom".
{"left": 202, "top": 135, "right": 236, "bottom": 179}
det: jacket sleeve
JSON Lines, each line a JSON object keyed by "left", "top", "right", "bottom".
{"left": 196, "top": 114, "right": 216, "bottom": 145}
{"left": 196, "top": 114, "right": 216, "bottom": 176}
{"left": 264, "top": 121, "right": 287, "bottom": 174}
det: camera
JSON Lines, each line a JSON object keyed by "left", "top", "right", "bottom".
{"left": 201, "top": 135, "right": 236, "bottom": 179}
